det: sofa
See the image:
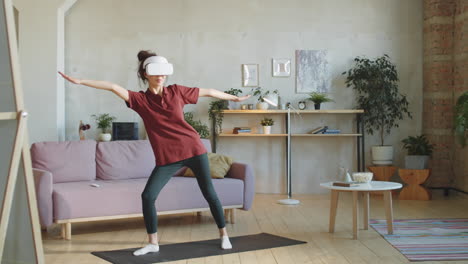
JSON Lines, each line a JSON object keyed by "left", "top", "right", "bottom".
{"left": 31, "top": 139, "right": 254, "bottom": 240}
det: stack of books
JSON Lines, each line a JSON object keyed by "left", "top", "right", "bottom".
{"left": 332, "top": 181, "right": 360, "bottom": 187}
{"left": 308, "top": 126, "right": 341, "bottom": 134}
{"left": 233, "top": 127, "right": 252, "bottom": 134}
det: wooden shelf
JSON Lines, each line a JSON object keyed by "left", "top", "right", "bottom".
{"left": 219, "top": 133, "right": 362, "bottom": 137}
{"left": 222, "top": 109, "right": 364, "bottom": 114}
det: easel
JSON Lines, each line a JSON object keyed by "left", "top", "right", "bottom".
{"left": 0, "top": 0, "right": 44, "bottom": 262}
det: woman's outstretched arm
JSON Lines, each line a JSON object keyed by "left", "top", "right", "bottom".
{"left": 58, "top": 71, "right": 129, "bottom": 102}
{"left": 199, "top": 88, "right": 251, "bottom": 102}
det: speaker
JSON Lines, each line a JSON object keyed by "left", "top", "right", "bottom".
{"left": 112, "top": 122, "right": 138, "bottom": 140}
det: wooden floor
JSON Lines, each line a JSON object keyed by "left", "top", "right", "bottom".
{"left": 43, "top": 191, "right": 468, "bottom": 264}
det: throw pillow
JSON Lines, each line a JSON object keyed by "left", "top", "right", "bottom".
{"left": 184, "top": 152, "right": 233, "bottom": 179}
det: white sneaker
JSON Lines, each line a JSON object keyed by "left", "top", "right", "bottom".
{"left": 133, "top": 243, "right": 160, "bottom": 256}
{"left": 221, "top": 236, "right": 232, "bottom": 249}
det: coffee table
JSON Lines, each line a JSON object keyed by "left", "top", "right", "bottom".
{"left": 320, "top": 181, "right": 402, "bottom": 239}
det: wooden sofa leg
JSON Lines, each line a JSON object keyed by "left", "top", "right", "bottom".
{"left": 61, "top": 223, "right": 71, "bottom": 240}
{"left": 196, "top": 212, "right": 202, "bottom": 217}
{"left": 230, "top": 209, "right": 235, "bottom": 224}
{"left": 224, "top": 209, "right": 230, "bottom": 223}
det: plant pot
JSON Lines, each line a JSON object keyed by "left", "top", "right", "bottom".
{"left": 228, "top": 101, "right": 240, "bottom": 110}
{"left": 263, "top": 126, "right": 272, "bottom": 134}
{"left": 314, "top": 103, "right": 321, "bottom": 110}
{"left": 256, "top": 102, "right": 269, "bottom": 110}
{"left": 99, "top": 133, "right": 112, "bottom": 142}
{"left": 405, "top": 155, "right": 429, "bottom": 169}
{"left": 371, "top": 145, "right": 393, "bottom": 165}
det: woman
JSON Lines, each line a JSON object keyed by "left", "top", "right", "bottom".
{"left": 59, "top": 50, "right": 251, "bottom": 256}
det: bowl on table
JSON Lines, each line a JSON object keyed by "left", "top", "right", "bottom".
{"left": 352, "top": 172, "right": 373, "bottom": 183}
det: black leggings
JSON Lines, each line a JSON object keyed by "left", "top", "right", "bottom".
{"left": 141, "top": 153, "right": 226, "bottom": 234}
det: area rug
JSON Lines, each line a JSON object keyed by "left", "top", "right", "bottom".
{"left": 91, "top": 233, "right": 306, "bottom": 264}
{"left": 370, "top": 219, "right": 468, "bottom": 261}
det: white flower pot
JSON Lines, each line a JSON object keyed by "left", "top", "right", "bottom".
{"left": 256, "top": 102, "right": 269, "bottom": 110}
{"left": 371, "top": 146, "right": 393, "bottom": 165}
{"left": 99, "top": 133, "right": 112, "bottom": 142}
{"left": 263, "top": 126, "right": 272, "bottom": 134}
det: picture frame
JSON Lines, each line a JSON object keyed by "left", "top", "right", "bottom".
{"left": 272, "top": 58, "right": 291, "bottom": 77}
{"left": 242, "top": 64, "right": 259, "bottom": 87}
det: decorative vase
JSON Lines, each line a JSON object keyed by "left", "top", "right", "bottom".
{"left": 256, "top": 102, "right": 269, "bottom": 110}
{"left": 314, "top": 103, "right": 321, "bottom": 110}
{"left": 263, "top": 126, "right": 272, "bottom": 134}
{"left": 371, "top": 146, "right": 394, "bottom": 165}
{"left": 99, "top": 133, "right": 112, "bottom": 142}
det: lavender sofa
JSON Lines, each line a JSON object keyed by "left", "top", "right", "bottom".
{"left": 31, "top": 139, "right": 254, "bottom": 240}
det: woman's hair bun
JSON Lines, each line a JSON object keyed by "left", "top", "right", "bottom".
{"left": 137, "top": 50, "right": 157, "bottom": 62}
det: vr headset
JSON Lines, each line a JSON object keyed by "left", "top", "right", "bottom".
{"left": 143, "top": 56, "right": 173, "bottom": 76}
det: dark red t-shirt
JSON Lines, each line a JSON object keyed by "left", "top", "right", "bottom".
{"left": 125, "top": 84, "right": 207, "bottom": 166}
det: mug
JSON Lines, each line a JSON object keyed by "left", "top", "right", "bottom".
{"left": 241, "top": 104, "right": 248, "bottom": 110}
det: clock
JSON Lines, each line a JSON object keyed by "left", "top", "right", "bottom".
{"left": 298, "top": 101, "right": 306, "bottom": 110}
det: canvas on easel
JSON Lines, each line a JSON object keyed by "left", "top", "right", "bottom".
{"left": 0, "top": 0, "right": 44, "bottom": 263}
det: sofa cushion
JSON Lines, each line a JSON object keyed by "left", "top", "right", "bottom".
{"left": 53, "top": 177, "right": 244, "bottom": 220}
{"left": 31, "top": 140, "right": 96, "bottom": 183}
{"left": 184, "top": 152, "right": 233, "bottom": 178}
{"left": 96, "top": 140, "right": 155, "bottom": 180}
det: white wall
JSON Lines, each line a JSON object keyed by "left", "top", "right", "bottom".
{"left": 18, "top": 0, "right": 423, "bottom": 194}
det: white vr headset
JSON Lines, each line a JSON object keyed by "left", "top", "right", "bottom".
{"left": 143, "top": 56, "right": 174, "bottom": 76}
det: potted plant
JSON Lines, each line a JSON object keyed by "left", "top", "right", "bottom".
{"left": 184, "top": 112, "right": 210, "bottom": 139}
{"left": 225, "top": 88, "right": 243, "bottom": 110}
{"left": 342, "top": 54, "right": 412, "bottom": 165}
{"left": 208, "top": 100, "right": 228, "bottom": 135}
{"left": 454, "top": 91, "right": 468, "bottom": 147}
{"left": 260, "top": 117, "right": 274, "bottom": 134}
{"left": 91, "top": 113, "right": 116, "bottom": 141}
{"left": 401, "top": 135, "right": 434, "bottom": 169}
{"left": 252, "top": 87, "right": 271, "bottom": 110}
{"left": 307, "top": 92, "right": 334, "bottom": 110}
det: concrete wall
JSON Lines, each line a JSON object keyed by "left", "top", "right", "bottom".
{"left": 14, "top": 0, "right": 424, "bottom": 194}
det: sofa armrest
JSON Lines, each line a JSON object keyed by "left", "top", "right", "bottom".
{"left": 226, "top": 162, "right": 255, "bottom": 210}
{"left": 33, "top": 168, "right": 53, "bottom": 228}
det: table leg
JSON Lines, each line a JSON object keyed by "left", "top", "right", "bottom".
{"left": 383, "top": 191, "right": 394, "bottom": 234}
{"left": 329, "top": 190, "right": 339, "bottom": 233}
{"left": 352, "top": 191, "right": 358, "bottom": 239}
{"left": 362, "top": 191, "right": 369, "bottom": 230}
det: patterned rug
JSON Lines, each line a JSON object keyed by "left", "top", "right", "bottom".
{"left": 370, "top": 219, "right": 468, "bottom": 261}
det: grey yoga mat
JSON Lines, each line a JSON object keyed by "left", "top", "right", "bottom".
{"left": 91, "top": 233, "right": 307, "bottom": 264}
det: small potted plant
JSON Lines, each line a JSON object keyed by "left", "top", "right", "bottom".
{"left": 307, "top": 92, "right": 334, "bottom": 110}
{"left": 253, "top": 87, "right": 271, "bottom": 110}
{"left": 401, "top": 134, "right": 434, "bottom": 169}
{"left": 225, "top": 88, "right": 243, "bottom": 110}
{"left": 454, "top": 91, "right": 468, "bottom": 147}
{"left": 91, "top": 113, "right": 116, "bottom": 141}
{"left": 260, "top": 117, "right": 274, "bottom": 134}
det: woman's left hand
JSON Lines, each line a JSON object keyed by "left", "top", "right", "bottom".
{"left": 233, "top": 95, "right": 251, "bottom": 102}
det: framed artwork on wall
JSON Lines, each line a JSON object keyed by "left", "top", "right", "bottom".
{"left": 242, "top": 64, "right": 259, "bottom": 87}
{"left": 272, "top": 58, "right": 291, "bottom": 77}
{"left": 295, "top": 50, "right": 331, "bottom": 94}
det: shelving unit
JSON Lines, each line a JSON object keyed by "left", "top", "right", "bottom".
{"left": 212, "top": 109, "right": 365, "bottom": 171}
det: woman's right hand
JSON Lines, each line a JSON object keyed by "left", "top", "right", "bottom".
{"left": 58, "top": 71, "right": 82, "bottom": 85}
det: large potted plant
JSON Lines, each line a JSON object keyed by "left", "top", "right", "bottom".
{"left": 184, "top": 112, "right": 210, "bottom": 139}
{"left": 401, "top": 135, "right": 434, "bottom": 169}
{"left": 454, "top": 91, "right": 468, "bottom": 147}
{"left": 307, "top": 92, "right": 334, "bottom": 110}
{"left": 91, "top": 113, "right": 116, "bottom": 142}
{"left": 342, "top": 54, "right": 412, "bottom": 165}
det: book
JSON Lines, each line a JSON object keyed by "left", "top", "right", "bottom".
{"left": 308, "top": 126, "right": 324, "bottom": 134}
{"left": 332, "top": 181, "right": 360, "bottom": 187}
{"left": 233, "top": 127, "right": 252, "bottom": 134}
{"left": 313, "top": 126, "right": 328, "bottom": 134}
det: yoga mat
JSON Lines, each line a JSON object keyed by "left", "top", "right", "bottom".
{"left": 92, "top": 233, "right": 306, "bottom": 263}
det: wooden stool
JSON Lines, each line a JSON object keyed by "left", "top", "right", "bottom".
{"left": 398, "top": 169, "right": 431, "bottom": 200}
{"left": 367, "top": 166, "right": 397, "bottom": 196}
